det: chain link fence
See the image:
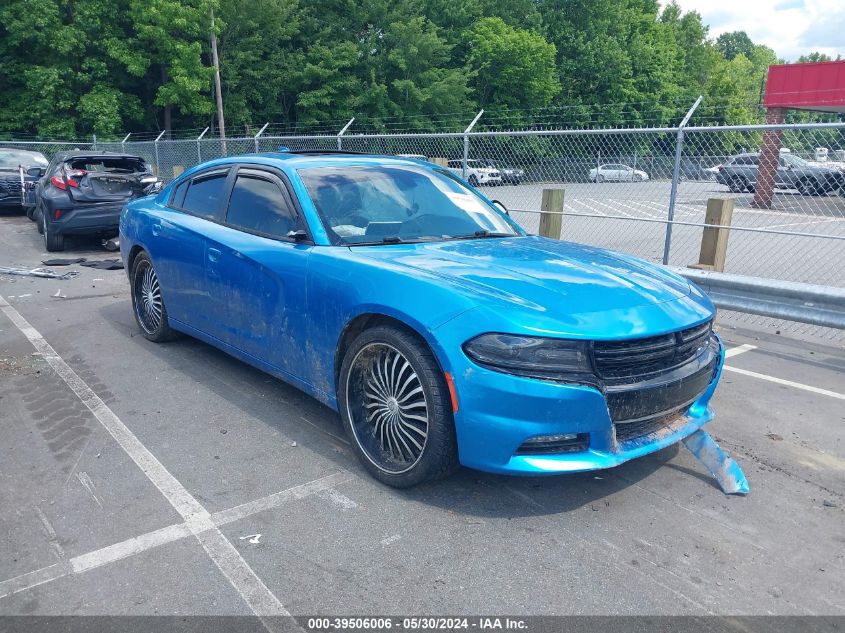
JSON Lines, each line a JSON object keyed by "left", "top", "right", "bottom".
{"left": 4, "top": 118, "right": 844, "bottom": 338}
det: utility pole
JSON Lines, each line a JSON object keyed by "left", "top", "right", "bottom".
{"left": 209, "top": 5, "right": 226, "bottom": 154}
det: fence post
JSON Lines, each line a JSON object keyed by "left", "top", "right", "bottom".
{"left": 662, "top": 95, "right": 702, "bottom": 265}
{"left": 196, "top": 126, "right": 209, "bottom": 163}
{"left": 463, "top": 110, "right": 484, "bottom": 179}
{"left": 539, "top": 188, "right": 564, "bottom": 239}
{"left": 121, "top": 132, "right": 131, "bottom": 155}
{"left": 337, "top": 118, "right": 355, "bottom": 150}
{"left": 153, "top": 130, "right": 166, "bottom": 177}
{"left": 689, "top": 197, "right": 734, "bottom": 272}
{"left": 253, "top": 122, "right": 269, "bottom": 152}
{"left": 92, "top": 134, "right": 97, "bottom": 150}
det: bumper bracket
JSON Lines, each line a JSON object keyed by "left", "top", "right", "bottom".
{"left": 683, "top": 429, "right": 750, "bottom": 495}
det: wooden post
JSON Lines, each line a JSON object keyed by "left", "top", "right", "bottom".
{"left": 431, "top": 157, "right": 448, "bottom": 168}
{"left": 689, "top": 197, "right": 734, "bottom": 272}
{"left": 172, "top": 165, "right": 185, "bottom": 178}
{"left": 539, "top": 188, "right": 564, "bottom": 239}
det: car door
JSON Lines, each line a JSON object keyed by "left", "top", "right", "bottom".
{"left": 148, "top": 167, "right": 231, "bottom": 332}
{"left": 204, "top": 166, "right": 312, "bottom": 379}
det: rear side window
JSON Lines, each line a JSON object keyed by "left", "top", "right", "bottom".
{"left": 182, "top": 173, "right": 228, "bottom": 219}
{"left": 226, "top": 174, "right": 298, "bottom": 239}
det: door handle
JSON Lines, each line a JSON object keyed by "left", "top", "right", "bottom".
{"left": 152, "top": 223, "right": 161, "bottom": 236}
{"left": 208, "top": 248, "right": 221, "bottom": 263}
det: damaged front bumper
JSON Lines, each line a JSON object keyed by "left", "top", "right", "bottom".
{"left": 450, "top": 335, "right": 725, "bottom": 476}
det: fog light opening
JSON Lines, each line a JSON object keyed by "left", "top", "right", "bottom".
{"left": 515, "top": 433, "right": 589, "bottom": 455}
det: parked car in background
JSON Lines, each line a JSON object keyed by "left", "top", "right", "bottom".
{"left": 447, "top": 159, "right": 502, "bottom": 186}
{"left": 716, "top": 152, "right": 845, "bottom": 195}
{"left": 0, "top": 148, "right": 48, "bottom": 215}
{"left": 121, "top": 151, "right": 723, "bottom": 488}
{"left": 34, "top": 152, "right": 159, "bottom": 251}
{"left": 482, "top": 159, "right": 525, "bottom": 184}
{"left": 396, "top": 154, "right": 431, "bottom": 162}
{"left": 589, "top": 163, "right": 649, "bottom": 182}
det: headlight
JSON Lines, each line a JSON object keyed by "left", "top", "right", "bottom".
{"left": 463, "top": 333, "right": 593, "bottom": 379}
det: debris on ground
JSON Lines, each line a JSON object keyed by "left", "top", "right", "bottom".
{"left": 682, "top": 429, "right": 750, "bottom": 495}
{"left": 42, "top": 258, "right": 86, "bottom": 266}
{"left": 80, "top": 259, "right": 124, "bottom": 270}
{"left": 0, "top": 266, "right": 79, "bottom": 280}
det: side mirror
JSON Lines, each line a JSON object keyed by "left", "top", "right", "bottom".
{"left": 287, "top": 229, "right": 309, "bottom": 242}
{"left": 27, "top": 167, "right": 45, "bottom": 178}
{"left": 491, "top": 200, "right": 509, "bottom": 215}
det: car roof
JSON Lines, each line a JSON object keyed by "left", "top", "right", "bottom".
{"left": 189, "top": 151, "right": 442, "bottom": 173}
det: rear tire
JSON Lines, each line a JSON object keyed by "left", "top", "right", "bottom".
{"left": 130, "top": 252, "right": 177, "bottom": 343}
{"left": 338, "top": 325, "right": 459, "bottom": 488}
{"left": 42, "top": 215, "right": 64, "bottom": 252}
{"left": 36, "top": 205, "right": 44, "bottom": 234}
{"left": 26, "top": 206, "right": 35, "bottom": 221}
{"left": 597, "top": 175, "right": 605, "bottom": 183}
{"left": 468, "top": 174, "right": 479, "bottom": 187}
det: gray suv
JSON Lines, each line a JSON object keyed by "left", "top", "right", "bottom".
{"left": 716, "top": 152, "right": 844, "bottom": 196}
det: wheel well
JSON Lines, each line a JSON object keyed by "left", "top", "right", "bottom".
{"left": 127, "top": 245, "right": 145, "bottom": 274}
{"left": 334, "top": 313, "right": 434, "bottom": 384}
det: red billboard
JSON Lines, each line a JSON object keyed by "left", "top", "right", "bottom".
{"left": 764, "top": 60, "right": 845, "bottom": 113}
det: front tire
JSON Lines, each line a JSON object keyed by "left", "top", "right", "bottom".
{"left": 468, "top": 174, "right": 479, "bottom": 187}
{"left": 338, "top": 325, "right": 458, "bottom": 488}
{"left": 130, "top": 252, "right": 177, "bottom": 342}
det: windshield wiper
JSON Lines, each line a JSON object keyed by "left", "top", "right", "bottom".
{"left": 346, "top": 235, "right": 406, "bottom": 246}
{"left": 446, "top": 230, "right": 516, "bottom": 240}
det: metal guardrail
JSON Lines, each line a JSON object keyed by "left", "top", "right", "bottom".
{"left": 671, "top": 267, "right": 845, "bottom": 330}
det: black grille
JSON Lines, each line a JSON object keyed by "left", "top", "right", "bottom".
{"left": 593, "top": 321, "right": 713, "bottom": 380}
{"left": 0, "top": 178, "right": 23, "bottom": 196}
{"left": 606, "top": 357, "right": 716, "bottom": 423}
{"left": 614, "top": 409, "right": 684, "bottom": 443}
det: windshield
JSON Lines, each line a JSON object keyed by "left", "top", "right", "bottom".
{"left": 0, "top": 151, "right": 47, "bottom": 171}
{"left": 298, "top": 164, "right": 522, "bottom": 245}
{"left": 782, "top": 153, "right": 811, "bottom": 168}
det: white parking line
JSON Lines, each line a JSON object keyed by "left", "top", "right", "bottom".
{"left": 724, "top": 344, "right": 757, "bottom": 358}
{"left": 0, "top": 472, "right": 353, "bottom": 601}
{"left": 722, "top": 343, "right": 844, "bottom": 399}
{"left": 723, "top": 365, "right": 845, "bottom": 400}
{"left": 0, "top": 294, "right": 294, "bottom": 621}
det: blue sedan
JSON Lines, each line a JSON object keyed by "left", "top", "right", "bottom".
{"left": 120, "top": 151, "right": 723, "bottom": 488}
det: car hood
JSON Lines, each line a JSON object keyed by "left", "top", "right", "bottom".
{"left": 355, "top": 236, "right": 692, "bottom": 318}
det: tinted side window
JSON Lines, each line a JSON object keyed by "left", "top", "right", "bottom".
{"left": 171, "top": 180, "right": 189, "bottom": 208}
{"left": 226, "top": 175, "right": 297, "bottom": 238}
{"left": 182, "top": 173, "right": 228, "bottom": 218}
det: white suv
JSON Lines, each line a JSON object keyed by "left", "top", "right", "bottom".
{"left": 447, "top": 159, "right": 502, "bottom": 186}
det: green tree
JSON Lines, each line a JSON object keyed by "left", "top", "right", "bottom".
{"left": 110, "top": 0, "right": 214, "bottom": 133}
{"left": 465, "top": 17, "right": 560, "bottom": 111}
{"left": 715, "top": 31, "right": 755, "bottom": 61}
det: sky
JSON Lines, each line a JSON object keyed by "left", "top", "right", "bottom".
{"left": 667, "top": 0, "right": 845, "bottom": 61}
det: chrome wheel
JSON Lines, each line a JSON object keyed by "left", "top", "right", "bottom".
{"left": 346, "top": 343, "right": 429, "bottom": 474}
{"left": 133, "top": 260, "right": 162, "bottom": 334}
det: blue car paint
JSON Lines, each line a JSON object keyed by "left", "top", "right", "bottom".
{"left": 120, "top": 153, "right": 724, "bottom": 476}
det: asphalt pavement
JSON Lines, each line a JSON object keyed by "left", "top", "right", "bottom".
{"left": 0, "top": 210, "right": 843, "bottom": 620}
